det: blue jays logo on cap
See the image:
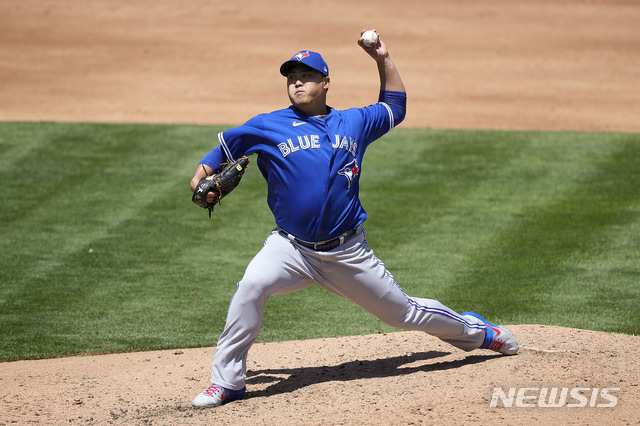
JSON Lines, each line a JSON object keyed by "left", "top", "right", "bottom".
{"left": 280, "top": 50, "right": 329, "bottom": 77}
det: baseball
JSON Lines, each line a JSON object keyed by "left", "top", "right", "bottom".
{"left": 362, "top": 30, "right": 378, "bottom": 48}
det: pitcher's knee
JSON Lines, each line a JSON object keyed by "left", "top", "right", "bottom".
{"left": 235, "top": 280, "right": 270, "bottom": 306}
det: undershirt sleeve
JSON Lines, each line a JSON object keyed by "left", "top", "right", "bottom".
{"left": 377, "top": 90, "right": 407, "bottom": 127}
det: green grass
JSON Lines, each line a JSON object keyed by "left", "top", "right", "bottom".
{"left": 0, "top": 122, "right": 638, "bottom": 361}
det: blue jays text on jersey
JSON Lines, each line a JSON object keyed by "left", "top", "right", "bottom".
{"left": 199, "top": 90, "right": 407, "bottom": 242}
{"left": 278, "top": 134, "right": 357, "bottom": 158}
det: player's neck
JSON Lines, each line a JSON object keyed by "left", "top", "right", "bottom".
{"left": 294, "top": 104, "right": 330, "bottom": 118}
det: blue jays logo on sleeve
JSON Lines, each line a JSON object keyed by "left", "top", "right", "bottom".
{"left": 338, "top": 160, "right": 360, "bottom": 189}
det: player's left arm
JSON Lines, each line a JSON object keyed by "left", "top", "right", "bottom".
{"left": 358, "top": 30, "right": 407, "bottom": 128}
{"left": 358, "top": 29, "right": 406, "bottom": 94}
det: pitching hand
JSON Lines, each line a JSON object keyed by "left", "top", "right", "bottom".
{"left": 357, "top": 29, "right": 389, "bottom": 61}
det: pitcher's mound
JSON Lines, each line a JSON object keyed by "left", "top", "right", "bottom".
{"left": 2, "top": 325, "right": 639, "bottom": 424}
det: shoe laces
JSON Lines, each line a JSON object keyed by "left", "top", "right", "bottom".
{"left": 203, "top": 385, "right": 223, "bottom": 397}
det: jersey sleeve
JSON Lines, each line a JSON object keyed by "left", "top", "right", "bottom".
{"left": 198, "top": 115, "right": 267, "bottom": 172}
{"left": 358, "top": 90, "right": 407, "bottom": 146}
{"left": 198, "top": 146, "right": 226, "bottom": 172}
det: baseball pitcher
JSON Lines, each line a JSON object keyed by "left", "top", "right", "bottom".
{"left": 189, "top": 30, "right": 518, "bottom": 408}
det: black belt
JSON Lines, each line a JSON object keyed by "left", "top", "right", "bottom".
{"left": 279, "top": 227, "right": 360, "bottom": 252}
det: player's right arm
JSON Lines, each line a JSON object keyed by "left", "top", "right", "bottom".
{"left": 190, "top": 163, "right": 213, "bottom": 192}
{"left": 189, "top": 119, "right": 266, "bottom": 198}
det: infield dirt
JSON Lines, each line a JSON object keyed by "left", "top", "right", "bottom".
{"left": 1, "top": 1, "right": 639, "bottom": 424}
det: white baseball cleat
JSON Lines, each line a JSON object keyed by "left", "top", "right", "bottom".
{"left": 462, "top": 311, "right": 519, "bottom": 355}
{"left": 192, "top": 384, "right": 246, "bottom": 408}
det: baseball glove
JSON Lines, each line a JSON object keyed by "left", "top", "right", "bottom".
{"left": 192, "top": 156, "right": 250, "bottom": 217}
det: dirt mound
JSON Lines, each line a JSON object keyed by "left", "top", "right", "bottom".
{"left": 2, "top": 326, "right": 639, "bottom": 424}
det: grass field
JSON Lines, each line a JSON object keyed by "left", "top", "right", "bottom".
{"left": 1, "top": 122, "right": 638, "bottom": 361}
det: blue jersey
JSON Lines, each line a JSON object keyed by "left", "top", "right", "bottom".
{"left": 201, "top": 91, "right": 406, "bottom": 242}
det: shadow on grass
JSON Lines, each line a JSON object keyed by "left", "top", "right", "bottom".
{"left": 245, "top": 351, "right": 500, "bottom": 398}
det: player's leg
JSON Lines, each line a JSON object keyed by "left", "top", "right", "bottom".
{"left": 195, "top": 230, "right": 313, "bottom": 406}
{"left": 321, "top": 230, "right": 516, "bottom": 353}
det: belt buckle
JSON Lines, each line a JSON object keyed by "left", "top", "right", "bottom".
{"left": 296, "top": 227, "right": 359, "bottom": 251}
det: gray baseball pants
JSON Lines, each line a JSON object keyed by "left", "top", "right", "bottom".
{"left": 209, "top": 228, "right": 486, "bottom": 389}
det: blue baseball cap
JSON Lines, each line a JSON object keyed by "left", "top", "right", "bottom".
{"left": 279, "top": 50, "right": 329, "bottom": 77}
